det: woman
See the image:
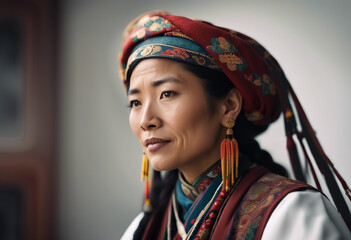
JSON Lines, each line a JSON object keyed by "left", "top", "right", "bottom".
{"left": 119, "top": 11, "right": 351, "bottom": 239}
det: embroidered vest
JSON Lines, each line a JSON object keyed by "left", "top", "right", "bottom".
{"left": 211, "top": 171, "right": 314, "bottom": 240}
{"left": 142, "top": 167, "right": 315, "bottom": 240}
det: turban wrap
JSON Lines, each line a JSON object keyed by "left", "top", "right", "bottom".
{"left": 119, "top": 11, "right": 351, "bottom": 229}
{"left": 119, "top": 12, "right": 282, "bottom": 126}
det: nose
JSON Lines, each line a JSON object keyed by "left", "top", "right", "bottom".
{"left": 140, "top": 102, "right": 161, "bottom": 131}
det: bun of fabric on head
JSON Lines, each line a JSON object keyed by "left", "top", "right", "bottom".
{"left": 118, "top": 11, "right": 351, "bottom": 229}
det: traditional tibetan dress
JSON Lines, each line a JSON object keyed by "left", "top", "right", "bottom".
{"left": 119, "top": 12, "right": 351, "bottom": 239}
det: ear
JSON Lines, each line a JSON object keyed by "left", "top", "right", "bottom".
{"left": 219, "top": 88, "right": 242, "bottom": 126}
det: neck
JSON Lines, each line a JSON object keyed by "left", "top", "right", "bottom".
{"left": 178, "top": 159, "right": 222, "bottom": 201}
{"left": 179, "top": 156, "right": 220, "bottom": 184}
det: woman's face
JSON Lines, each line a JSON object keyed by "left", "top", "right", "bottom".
{"left": 128, "top": 58, "right": 225, "bottom": 182}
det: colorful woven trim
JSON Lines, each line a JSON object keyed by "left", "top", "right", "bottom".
{"left": 178, "top": 160, "right": 221, "bottom": 201}
{"left": 126, "top": 36, "right": 221, "bottom": 80}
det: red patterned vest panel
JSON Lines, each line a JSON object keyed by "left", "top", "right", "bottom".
{"left": 212, "top": 172, "right": 314, "bottom": 240}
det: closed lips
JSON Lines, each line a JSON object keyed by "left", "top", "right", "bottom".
{"left": 144, "top": 138, "right": 171, "bottom": 147}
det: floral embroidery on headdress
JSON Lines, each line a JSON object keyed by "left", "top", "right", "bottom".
{"left": 159, "top": 47, "right": 190, "bottom": 59}
{"left": 244, "top": 73, "right": 276, "bottom": 96}
{"left": 219, "top": 53, "right": 245, "bottom": 71}
{"left": 140, "top": 45, "right": 162, "bottom": 57}
{"left": 252, "top": 74, "right": 276, "bottom": 95}
{"left": 192, "top": 55, "right": 206, "bottom": 65}
{"left": 130, "top": 16, "right": 173, "bottom": 42}
{"left": 207, "top": 37, "right": 247, "bottom": 71}
{"left": 208, "top": 37, "right": 237, "bottom": 53}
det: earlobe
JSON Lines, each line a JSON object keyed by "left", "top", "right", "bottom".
{"left": 221, "top": 88, "right": 242, "bottom": 126}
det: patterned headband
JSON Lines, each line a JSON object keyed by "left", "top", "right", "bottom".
{"left": 125, "top": 36, "right": 222, "bottom": 81}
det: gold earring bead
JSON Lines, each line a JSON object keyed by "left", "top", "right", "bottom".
{"left": 225, "top": 118, "right": 235, "bottom": 128}
{"left": 225, "top": 119, "right": 235, "bottom": 135}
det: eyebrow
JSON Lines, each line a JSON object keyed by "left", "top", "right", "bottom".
{"left": 127, "top": 76, "right": 182, "bottom": 95}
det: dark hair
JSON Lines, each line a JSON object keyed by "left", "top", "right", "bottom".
{"left": 131, "top": 60, "right": 288, "bottom": 239}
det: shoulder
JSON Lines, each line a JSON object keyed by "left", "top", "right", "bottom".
{"left": 219, "top": 172, "right": 351, "bottom": 239}
{"left": 120, "top": 212, "right": 144, "bottom": 240}
{"left": 213, "top": 171, "right": 314, "bottom": 239}
{"left": 262, "top": 189, "right": 351, "bottom": 240}
{"left": 228, "top": 172, "right": 314, "bottom": 237}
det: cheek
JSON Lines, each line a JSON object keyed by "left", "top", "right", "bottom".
{"left": 129, "top": 112, "right": 140, "bottom": 138}
{"left": 170, "top": 99, "right": 214, "bottom": 139}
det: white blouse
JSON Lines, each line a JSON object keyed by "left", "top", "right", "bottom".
{"left": 121, "top": 190, "right": 351, "bottom": 240}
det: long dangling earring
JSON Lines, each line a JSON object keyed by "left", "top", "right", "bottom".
{"left": 141, "top": 153, "right": 152, "bottom": 212}
{"left": 220, "top": 119, "right": 239, "bottom": 192}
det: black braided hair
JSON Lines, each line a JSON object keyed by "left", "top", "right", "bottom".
{"left": 129, "top": 60, "right": 288, "bottom": 239}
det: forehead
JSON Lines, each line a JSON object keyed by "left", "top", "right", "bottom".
{"left": 128, "top": 58, "right": 200, "bottom": 90}
{"left": 130, "top": 58, "right": 185, "bottom": 80}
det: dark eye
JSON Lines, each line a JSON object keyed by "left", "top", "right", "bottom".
{"left": 161, "top": 91, "right": 176, "bottom": 99}
{"left": 129, "top": 100, "right": 141, "bottom": 108}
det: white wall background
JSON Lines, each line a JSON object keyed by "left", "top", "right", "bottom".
{"left": 59, "top": 0, "right": 351, "bottom": 239}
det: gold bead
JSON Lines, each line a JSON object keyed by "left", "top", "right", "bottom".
{"left": 285, "top": 110, "right": 293, "bottom": 119}
{"left": 225, "top": 119, "right": 235, "bottom": 129}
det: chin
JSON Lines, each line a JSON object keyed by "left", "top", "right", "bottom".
{"left": 149, "top": 157, "right": 176, "bottom": 172}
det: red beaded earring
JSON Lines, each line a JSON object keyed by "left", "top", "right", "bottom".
{"left": 141, "top": 153, "right": 152, "bottom": 212}
{"left": 220, "top": 119, "right": 239, "bottom": 192}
